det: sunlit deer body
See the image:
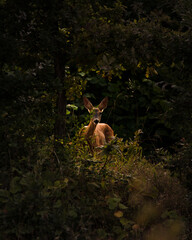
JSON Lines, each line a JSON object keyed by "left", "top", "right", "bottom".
{"left": 81, "top": 96, "right": 114, "bottom": 154}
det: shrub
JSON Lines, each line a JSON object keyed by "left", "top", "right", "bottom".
{"left": 0, "top": 131, "right": 191, "bottom": 240}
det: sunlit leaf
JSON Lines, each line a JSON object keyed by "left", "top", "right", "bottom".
{"left": 114, "top": 211, "right": 123, "bottom": 218}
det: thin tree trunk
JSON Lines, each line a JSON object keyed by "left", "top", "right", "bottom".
{"left": 55, "top": 89, "right": 67, "bottom": 139}
{"left": 54, "top": 53, "right": 67, "bottom": 139}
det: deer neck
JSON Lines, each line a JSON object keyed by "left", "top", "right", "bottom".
{"left": 85, "top": 120, "right": 97, "bottom": 138}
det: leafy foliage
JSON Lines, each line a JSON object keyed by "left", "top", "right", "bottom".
{"left": 1, "top": 132, "right": 191, "bottom": 239}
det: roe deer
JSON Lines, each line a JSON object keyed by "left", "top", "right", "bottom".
{"left": 81, "top": 96, "right": 114, "bottom": 154}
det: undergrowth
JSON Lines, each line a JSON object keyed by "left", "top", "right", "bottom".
{"left": 0, "top": 131, "right": 191, "bottom": 240}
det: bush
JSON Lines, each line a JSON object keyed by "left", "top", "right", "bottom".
{"left": 0, "top": 131, "right": 191, "bottom": 240}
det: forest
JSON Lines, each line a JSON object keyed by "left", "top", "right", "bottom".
{"left": 0, "top": 0, "right": 192, "bottom": 239}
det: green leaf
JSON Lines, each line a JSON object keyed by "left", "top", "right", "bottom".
{"left": 161, "top": 210, "right": 178, "bottom": 219}
{"left": 107, "top": 197, "right": 121, "bottom": 210}
{"left": 97, "top": 228, "right": 107, "bottom": 238}
{"left": 0, "top": 189, "right": 10, "bottom": 203}
{"left": 119, "top": 203, "right": 128, "bottom": 210}
{"left": 118, "top": 233, "right": 128, "bottom": 240}
{"left": 66, "top": 109, "right": 70, "bottom": 115}
{"left": 68, "top": 209, "right": 77, "bottom": 218}
{"left": 78, "top": 72, "right": 86, "bottom": 77}
{"left": 88, "top": 182, "right": 100, "bottom": 188}
{"left": 54, "top": 200, "right": 62, "bottom": 208}
{"left": 120, "top": 218, "right": 134, "bottom": 228}
{"left": 113, "top": 226, "right": 122, "bottom": 234}
{"left": 10, "top": 177, "right": 21, "bottom": 194}
{"left": 66, "top": 104, "right": 78, "bottom": 110}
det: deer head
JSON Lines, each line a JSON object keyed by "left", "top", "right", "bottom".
{"left": 83, "top": 96, "right": 108, "bottom": 125}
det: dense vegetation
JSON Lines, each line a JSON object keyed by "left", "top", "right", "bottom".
{"left": 0, "top": 0, "right": 192, "bottom": 239}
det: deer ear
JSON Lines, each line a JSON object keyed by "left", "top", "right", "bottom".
{"left": 98, "top": 97, "right": 108, "bottom": 111}
{"left": 83, "top": 96, "right": 93, "bottom": 112}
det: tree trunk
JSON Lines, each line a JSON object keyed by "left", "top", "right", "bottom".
{"left": 54, "top": 53, "right": 67, "bottom": 139}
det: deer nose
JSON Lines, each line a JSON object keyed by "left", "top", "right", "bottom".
{"left": 94, "top": 119, "right": 99, "bottom": 125}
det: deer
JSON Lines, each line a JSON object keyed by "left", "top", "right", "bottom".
{"left": 81, "top": 96, "right": 114, "bottom": 154}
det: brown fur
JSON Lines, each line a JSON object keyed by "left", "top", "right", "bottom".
{"left": 81, "top": 97, "right": 114, "bottom": 154}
